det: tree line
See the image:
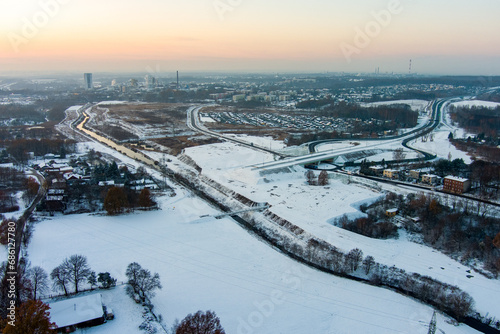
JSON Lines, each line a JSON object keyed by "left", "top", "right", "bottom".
{"left": 319, "top": 102, "right": 419, "bottom": 128}
{"left": 2, "top": 138, "right": 76, "bottom": 164}
{"left": 449, "top": 105, "right": 500, "bottom": 141}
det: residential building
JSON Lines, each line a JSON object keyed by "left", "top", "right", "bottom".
{"left": 409, "top": 170, "right": 421, "bottom": 180}
{"left": 49, "top": 293, "right": 106, "bottom": 333}
{"left": 232, "top": 94, "right": 246, "bottom": 102}
{"left": 383, "top": 169, "right": 399, "bottom": 179}
{"left": 421, "top": 174, "right": 438, "bottom": 185}
{"left": 386, "top": 208, "right": 398, "bottom": 217}
{"left": 369, "top": 166, "right": 384, "bottom": 176}
{"left": 443, "top": 176, "right": 471, "bottom": 194}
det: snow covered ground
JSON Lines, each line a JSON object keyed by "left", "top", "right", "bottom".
{"left": 26, "top": 194, "right": 481, "bottom": 334}
{"left": 408, "top": 130, "right": 472, "bottom": 163}
{"left": 224, "top": 134, "right": 287, "bottom": 151}
{"left": 11, "top": 101, "right": 498, "bottom": 333}
{"left": 97, "top": 101, "right": 128, "bottom": 106}
{"left": 451, "top": 100, "right": 500, "bottom": 109}
{"left": 361, "top": 99, "right": 431, "bottom": 112}
{"left": 200, "top": 116, "right": 216, "bottom": 123}
{"left": 183, "top": 141, "right": 500, "bottom": 322}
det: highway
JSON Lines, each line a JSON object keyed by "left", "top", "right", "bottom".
{"left": 251, "top": 98, "right": 448, "bottom": 170}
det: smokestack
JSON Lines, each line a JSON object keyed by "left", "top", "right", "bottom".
{"left": 177, "top": 71, "right": 179, "bottom": 89}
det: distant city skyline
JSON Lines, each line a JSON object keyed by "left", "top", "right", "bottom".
{"left": 1, "top": 0, "right": 499, "bottom": 75}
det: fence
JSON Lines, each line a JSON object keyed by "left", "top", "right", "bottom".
{"left": 39, "top": 281, "right": 127, "bottom": 301}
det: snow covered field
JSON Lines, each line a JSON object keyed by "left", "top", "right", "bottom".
{"left": 361, "top": 99, "right": 431, "bottom": 111}
{"left": 183, "top": 142, "right": 500, "bottom": 322}
{"left": 26, "top": 194, "right": 481, "bottom": 334}
{"left": 408, "top": 130, "right": 472, "bottom": 163}
{"left": 224, "top": 134, "right": 287, "bottom": 151}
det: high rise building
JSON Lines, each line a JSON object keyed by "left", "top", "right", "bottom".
{"left": 84, "top": 73, "right": 93, "bottom": 90}
{"left": 145, "top": 75, "right": 156, "bottom": 89}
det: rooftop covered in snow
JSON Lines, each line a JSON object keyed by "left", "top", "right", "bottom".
{"left": 49, "top": 293, "right": 104, "bottom": 329}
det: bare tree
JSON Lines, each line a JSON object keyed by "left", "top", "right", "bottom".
{"left": 28, "top": 267, "right": 48, "bottom": 300}
{"left": 126, "top": 262, "right": 162, "bottom": 302}
{"left": 176, "top": 310, "right": 225, "bottom": 334}
{"left": 345, "top": 248, "right": 364, "bottom": 273}
{"left": 318, "top": 170, "right": 329, "bottom": 186}
{"left": 362, "top": 255, "right": 375, "bottom": 275}
{"left": 62, "top": 255, "right": 92, "bottom": 294}
{"left": 305, "top": 170, "right": 316, "bottom": 185}
{"left": 393, "top": 148, "right": 406, "bottom": 161}
{"left": 125, "top": 262, "right": 142, "bottom": 299}
{"left": 50, "top": 265, "right": 70, "bottom": 296}
{"left": 448, "top": 290, "right": 474, "bottom": 319}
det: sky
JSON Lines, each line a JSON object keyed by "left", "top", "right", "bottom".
{"left": 0, "top": 0, "right": 499, "bottom": 75}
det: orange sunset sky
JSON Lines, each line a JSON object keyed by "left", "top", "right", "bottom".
{"left": 1, "top": 0, "right": 500, "bottom": 75}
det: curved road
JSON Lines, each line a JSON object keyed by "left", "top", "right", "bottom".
{"left": 254, "top": 98, "right": 451, "bottom": 170}
{"left": 187, "top": 106, "right": 288, "bottom": 159}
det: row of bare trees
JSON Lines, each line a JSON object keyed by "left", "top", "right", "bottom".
{"left": 240, "top": 210, "right": 477, "bottom": 322}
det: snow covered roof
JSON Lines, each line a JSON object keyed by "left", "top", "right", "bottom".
{"left": 46, "top": 196, "right": 64, "bottom": 201}
{"left": 64, "top": 173, "right": 83, "bottom": 180}
{"left": 49, "top": 293, "right": 104, "bottom": 329}
{"left": 98, "top": 180, "right": 115, "bottom": 186}
{"left": 444, "top": 176, "right": 469, "bottom": 182}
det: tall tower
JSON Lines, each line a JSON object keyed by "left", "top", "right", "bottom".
{"left": 84, "top": 73, "right": 93, "bottom": 90}
{"left": 177, "top": 71, "right": 179, "bottom": 89}
{"left": 409, "top": 59, "right": 412, "bottom": 75}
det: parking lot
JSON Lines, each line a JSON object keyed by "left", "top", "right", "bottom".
{"left": 201, "top": 111, "right": 354, "bottom": 132}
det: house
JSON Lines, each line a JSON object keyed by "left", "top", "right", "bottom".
{"left": 369, "top": 166, "right": 384, "bottom": 176}
{"left": 98, "top": 180, "right": 115, "bottom": 187}
{"left": 386, "top": 208, "right": 398, "bottom": 217}
{"left": 45, "top": 167, "right": 61, "bottom": 177}
{"left": 443, "top": 176, "right": 471, "bottom": 194}
{"left": 130, "top": 178, "right": 159, "bottom": 191}
{"left": 46, "top": 189, "right": 65, "bottom": 212}
{"left": 409, "top": 170, "right": 421, "bottom": 180}
{"left": 421, "top": 174, "right": 438, "bottom": 185}
{"left": 52, "top": 177, "right": 67, "bottom": 190}
{"left": 49, "top": 293, "right": 106, "bottom": 333}
{"left": 383, "top": 169, "right": 399, "bottom": 179}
